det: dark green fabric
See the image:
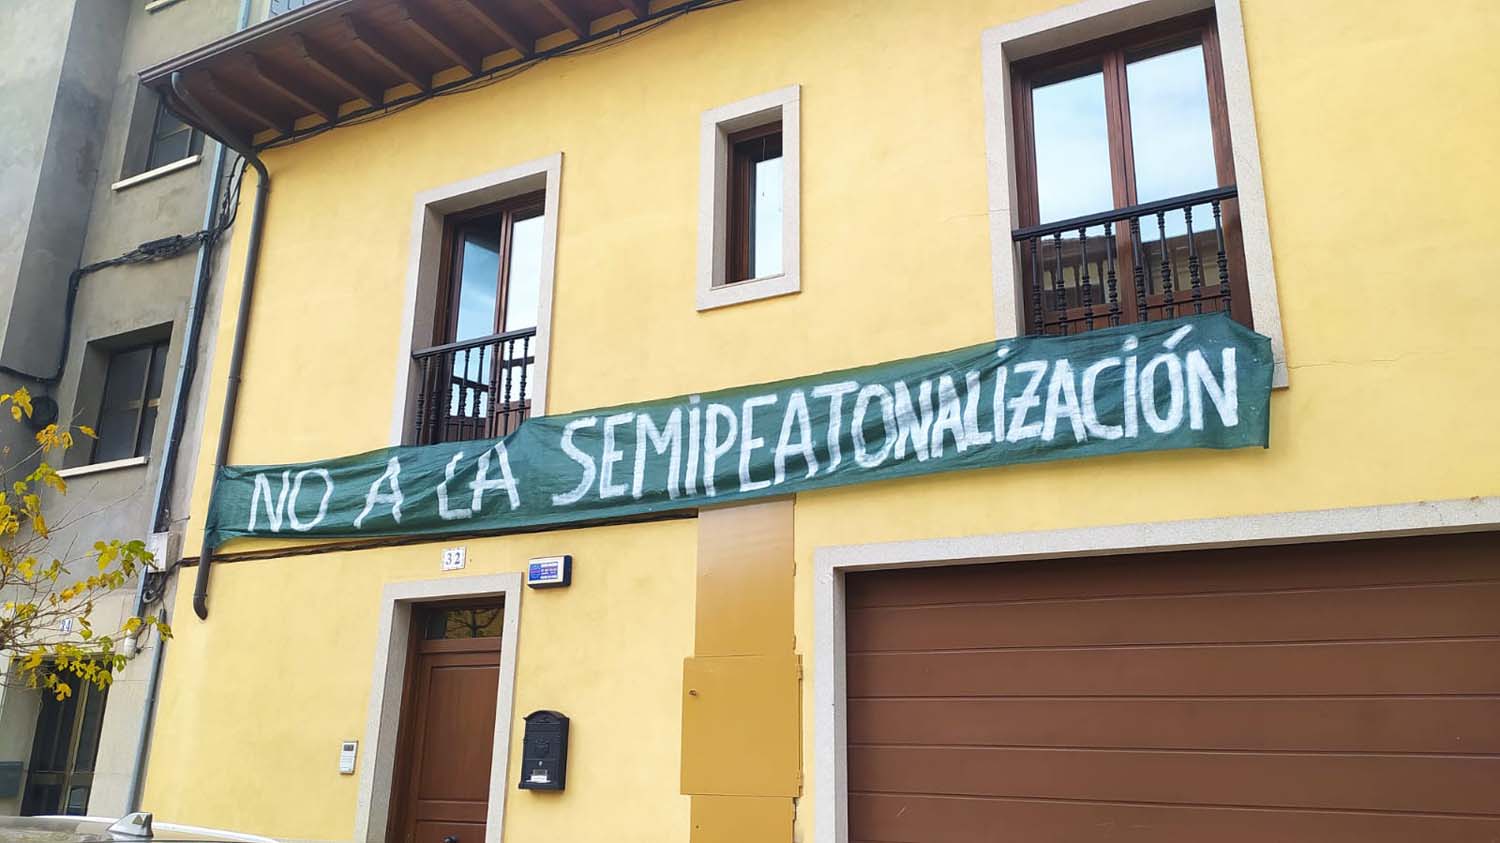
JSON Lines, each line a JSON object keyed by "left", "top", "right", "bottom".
{"left": 205, "top": 314, "right": 1272, "bottom": 550}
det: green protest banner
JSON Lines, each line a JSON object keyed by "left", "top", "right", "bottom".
{"left": 204, "top": 314, "right": 1272, "bottom": 550}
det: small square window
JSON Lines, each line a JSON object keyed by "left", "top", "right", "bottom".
{"left": 119, "top": 88, "right": 203, "bottom": 183}
{"left": 145, "top": 97, "right": 203, "bottom": 172}
{"left": 91, "top": 340, "right": 168, "bottom": 464}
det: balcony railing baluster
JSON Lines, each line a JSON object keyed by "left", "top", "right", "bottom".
{"left": 1104, "top": 221, "right": 1120, "bottom": 326}
{"left": 1157, "top": 209, "right": 1174, "bottom": 319}
{"left": 1079, "top": 226, "right": 1093, "bottom": 329}
{"left": 1053, "top": 231, "right": 1066, "bottom": 335}
{"left": 411, "top": 327, "right": 537, "bottom": 445}
{"left": 1029, "top": 238, "right": 1043, "bottom": 336}
{"left": 1130, "top": 216, "right": 1148, "bottom": 325}
{"left": 513, "top": 333, "right": 532, "bottom": 436}
{"left": 1213, "top": 198, "right": 1231, "bottom": 315}
{"left": 1186, "top": 204, "right": 1203, "bottom": 315}
{"left": 1013, "top": 185, "right": 1238, "bottom": 335}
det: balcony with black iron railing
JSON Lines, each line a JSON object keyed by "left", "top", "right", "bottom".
{"left": 411, "top": 328, "right": 535, "bottom": 445}
{"left": 1013, "top": 185, "right": 1248, "bottom": 336}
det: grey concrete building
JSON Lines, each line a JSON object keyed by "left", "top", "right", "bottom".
{"left": 0, "top": 0, "right": 255, "bottom": 819}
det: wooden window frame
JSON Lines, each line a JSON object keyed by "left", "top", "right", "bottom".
{"left": 91, "top": 339, "right": 168, "bottom": 464}
{"left": 430, "top": 191, "right": 546, "bottom": 348}
{"left": 725, "top": 122, "right": 784, "bottom": 285}
{"left": 145, "top": 97, "right": 203, "bottom": 172}
{"left": 20, "top": 669, "right": 108, "bottom": 816}
{"left": 1010, "top": 10, "right": 1251, "bottom": 327}
{"left": 696, "top": 85, "right": 801, "bottom": 311}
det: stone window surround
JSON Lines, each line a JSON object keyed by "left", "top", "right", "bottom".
{"left": 353, "top": 573, "right": 523, "bottom": 843}
{"left": 389, "top": 153, "right": 563, "bottom": 445}
{"left": 980, "top": 0, "right": 1288, "bottom": 387}
{"left": 696, "top": 84, "right": 802, "bottom": 311}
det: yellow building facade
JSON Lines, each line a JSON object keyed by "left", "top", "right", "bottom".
{"left": 137, "top": 0, "right": 1500, "bottom": 840}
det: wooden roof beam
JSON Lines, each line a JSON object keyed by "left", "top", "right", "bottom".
{"left": 345, "top": 14, "right": 431, "bottom": 92}
{"left": 292, "top": 33, "right": 385, "bottom": 107}
{"left": 402, "top": 2, "right": 484, "bottom": 77}
{"left": 618, "top": 0, "right": 647, "bottom": 19}
{"left": 454, "top": 0, "right": 534, "bottom": 57}
{"left": 201, "top": 71, "right": 294, "bottom": 137}
{"left": 246, "top": 54, "right": 337, "bottom": 123}
{"left": 537, "top": 0, "right": 588, "bottom": 39}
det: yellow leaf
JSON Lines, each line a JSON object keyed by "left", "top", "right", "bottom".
{"left": 78, "top": 425, "right": 96, "bottom": 439}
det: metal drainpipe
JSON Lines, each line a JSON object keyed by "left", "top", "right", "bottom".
{"left": 126, "top": 1, "right": 256, "bottom": 814}
{"left": 148, "top": 111, "right": 229, "bottom": 535}
{"left": 167, "top": 70, "right": 270, "bottom": 622}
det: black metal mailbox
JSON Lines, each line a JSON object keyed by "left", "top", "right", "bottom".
{"left": 518, "top": 710, "right": 569, "bottom": 791}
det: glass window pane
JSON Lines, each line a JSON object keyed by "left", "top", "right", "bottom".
{"left": 749, "top": 155, "right": 783, "bottom": 278}
{"left": 1031, "top": 70, "right": 1115, "bottom": 224}
{"left": 72, "top": 686, "right": 108, "bottom": 773}
{"left": 133, "top": 405, "right": 159, "bottom": 458}
{"left": 36, "top": 691, "right": 79, "bottom": 772}
{"left": 94, "top": 408, "right": 138, "bottom": 462}
{"left": 503, "top": 214, "right": 543, "bottom": 333}
{"left": 94, "top": 347, "right": 151, "bottom": 463}
{"left": 145, "top": 342, "right": 167, "bottom": 400}
{"left": 453, "top": 225, "right": 501, "bottom": 342}
{"left": 155, "top": 105, "right": 187, "bottom": 138}
{"left": 65, "top": 785, "right": 89, "bottom": 816}
{"left": 147, "top": 131, "right": 191, "bottom": 170}
{"left": 1127, "top": 44, "right": 1218, "bottom": 204}
{"left": 100, "top": 347, "right": 149, "bottom": 409}
{"left": 424, "top": 606, "right": 504, "bottom": 640}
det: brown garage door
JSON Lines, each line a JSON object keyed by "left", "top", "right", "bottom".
{"left": 844, "top": 532, "right": 1500, "bottom": 842}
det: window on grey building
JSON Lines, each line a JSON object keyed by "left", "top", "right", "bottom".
{"left": 121, "top": 87, "right": 202, "bottom": 179}
{"left": 269, "top": 0, "right": 319, "bottom": 16}
{"left": 90, "top": 340, "right": 168, "bottom": 464}
{"left": 19, "top": 675, "right": 107, "bottom": 817}
{"left": 145, "top": 97, "right": 202, "bottom": 171}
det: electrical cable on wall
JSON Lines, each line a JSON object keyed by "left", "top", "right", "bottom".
{"left": 0, "top": 155, "right": 249, "bottom": 388}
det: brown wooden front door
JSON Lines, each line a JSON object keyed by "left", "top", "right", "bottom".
{"left": 390, "top": 603, "right": 505, "bottom": 843}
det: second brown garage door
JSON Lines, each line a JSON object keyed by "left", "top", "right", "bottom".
{"left": 844, "top": 532, "right": 1500, "bottom": 842}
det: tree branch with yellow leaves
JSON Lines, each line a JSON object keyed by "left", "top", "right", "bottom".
{"left": 0, "top": 386, "right": 170, "bottom": 700}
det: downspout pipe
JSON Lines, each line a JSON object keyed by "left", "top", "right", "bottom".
{"left": 170, "top": 71, "right": 269, "bottom": 621}
{"left": 127, "top": 3, "right": 256, "bottom": 812}
{"left": 149, "top": 125, "right": 228, "bottom": 534}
